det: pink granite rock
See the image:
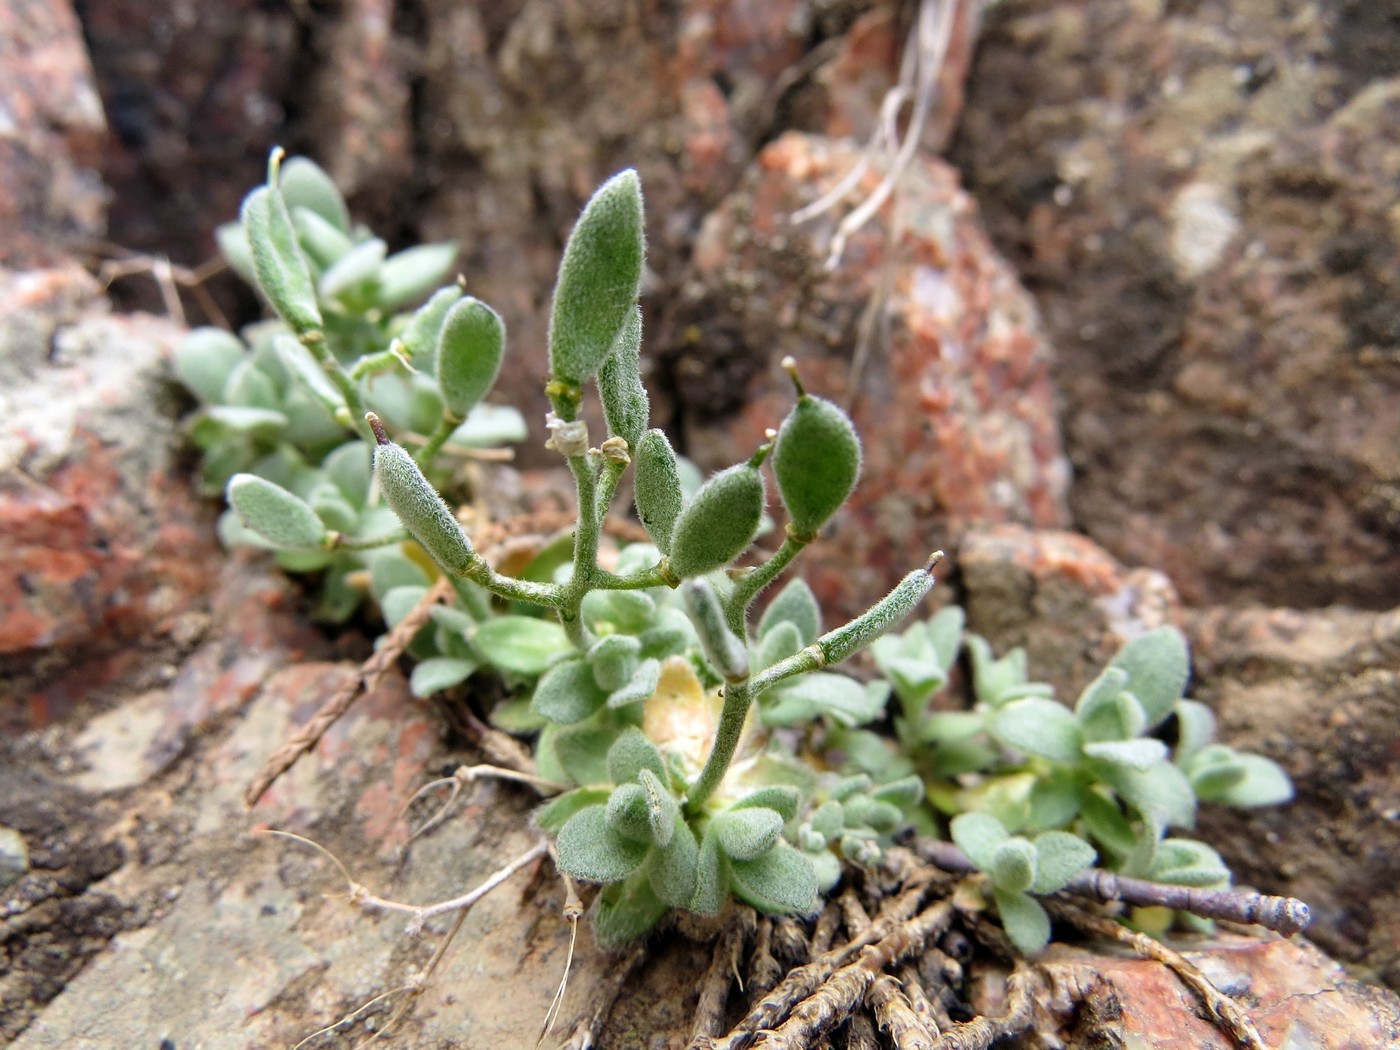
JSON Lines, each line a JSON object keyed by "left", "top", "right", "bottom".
{"left": 679, "top": 132, "right": 1071, "bottom": 619}
{"left": 0, "top": 0, "right": 108, "bottom": 266}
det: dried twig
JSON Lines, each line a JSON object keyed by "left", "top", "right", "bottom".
{"left": 748, "top": 917, "right": 785, "bottom": 997}
{"left": 917, "top": 839, "right": 1311, "bottom": 937}
{"left": 690, "top": 911, "right": 754, "bottom": 1043}
{"left": 870, "top": 973, "right": 939, "bottom": 1049}
{"left": 559, "top": 942, "right": 648, "bottom": 1050}
{"left": 810, "top": 899, "right": 844, "bottom": 955}
{"left": 245, "top": 577, "right": 452, "bottom": 806}
{"left": 745, "top": 901, "right": 955, "bottom": 1049}
{"left": 927, "top": 967, "right": 1037, "bottom": 1050}
{"left": 537, "top": 872, "right": 585, "bottom": 1049}
{"left": 898, "top": 965, "right": 951, "bottom": 1034}
{"left": 1047, "top": 900, "right": 1271, "bottom": 1050}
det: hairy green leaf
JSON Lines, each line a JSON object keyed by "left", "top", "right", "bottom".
{"left": 278, "top": 156, "right": 350, "bottom": 233}
{"left": 606, "top": 783, "right": 654, "bottom": 844}
{"left": 534, "top": 786, "right": 611, "bottom": 834}
{"left": 531, "top": 658, "right": 609, "bottom": 725}
{"left": 377, "top": 244, "right": 458, "bottom": 311}
{"left": 176, "top": 328, "right": 246, "bottom": 403}
{"left": 649, "top": 816, "right": 698, "bottom": 907}
{"left": 227, "top": 473, "right": 327, "bottom": 549}
{"left": 473, "top": 616, "right": 571, "bottom": 674}
{"left": 1108, "top": 627, "right": 1189, "bottom": 729}
{"left": 588, "top": 633, "right": 642, "bottom": 692}
{"left": 950, "top": 812, "right": 1010, "bottom": 871}
{"left": 728, "top": 844, "right": 818, "bottom": 916}
{"left": 409, "top": 657, "right": 476, "bottom": 698}
{"left": 594, "top": 874, "right": 667, "bottom": 947}
{"left": 993, "top": 888, "right": 1051, "bottom": 955}
{"left": 990, "top": 837, "right": 1038, "bottom": 893}
{"left": 242, "top": 184, "right": 322, "bottom": 336}
{"left": 557, "top": 805, "right": 648, "bottom": 882}
{"left": 606, "top": 727, "right": 666, "bottom": 786}
{"left": 990, "top": 698, "right": 1083, "bottom": 763}
{"left": 714, "top": 808, "right": 784, "bottom": 862}
{"left": 734, "top": 786, "right": 803, "bottom": 822}
{"left": 1030, "top": 831, "right": 1096, "bottom": 893}
{"left": 758, "top": 578, "right": 821, "bottom": 646}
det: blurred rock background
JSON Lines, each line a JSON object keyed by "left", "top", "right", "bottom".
{"left": 1, "top": 0, "right": 1397, "bottom": 1046}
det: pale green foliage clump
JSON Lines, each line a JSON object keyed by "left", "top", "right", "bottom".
{"left": 178, "top": 153, "right": 1291, "bottom": 952}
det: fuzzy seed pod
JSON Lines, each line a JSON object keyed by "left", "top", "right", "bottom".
{"left": 435, "top": 297, "right": 505, "bottom": 418}
{"left": 667, "top": 464, "right": 765, "bottom": 579}
{"left": 370, "top": 421, "right": 476, "bottom": 575}
{"left": 398, "top": 286, "right": 463, "bottom": 363}
{"left": 547, "top": 170, "right": 645, "bottom": 387}
{"left": 772, "top": 393, "right": 861, "bottom": 537}
{"left": 682, "top": 579, "right": 749, "bottom": 681}
{"left": 633, "top": 428, "right": 683, "bottom": 553}
{"left": 241, "top": 185, "right": 323, "bottom": 338}
{"left": 597, "top": 305, "right": 648, "bottom": 451}
{"left": 227, "top": 474, "right": 328, "bottom": 550}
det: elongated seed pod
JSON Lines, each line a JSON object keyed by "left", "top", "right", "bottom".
{"left": 369, "top": 415, "right": 476, "bottom": 574}
{"left": 633, "top": 428, "right": 683, "bottom": 553}
{"left": 667, "top": 463, "right": 765, "bottom": 579}
{"left": 772, "top": 392, "right": 861, "bottom": 538}
{"left": 547, "top": 170, "right": 645, "bottom": 387}
{"left": 682, "top": 578, "right": 749, "bottom": 682}
{"left": 813, "top": 554, "right": 942, "bottom": 668}
{"left": 435, "top": 297, "right": 505, "bottom": 418}
{"left": 597, "top": 305, "right": 648, "bottom": 451}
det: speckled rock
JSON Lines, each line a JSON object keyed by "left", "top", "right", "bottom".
{"left": 0, "top": 268, "right": 213, "bottom": 724}
{"left": 0, "top": 0, "right": 108, "bottom": 266}
{"left": 680, "top": 132, "right": 1070, "bottom": 619}
{"left": 959, "top": 522, "right": 1181, "bottom": 699}
{"left": 1030, "top": 935, "right": 1400, "bottom": 1050}
{"left": 954, "top": 0, "right": 1400, "bottom": 609}
{"left": 1188, "top": 603, "right": 1400, "bottom": 987}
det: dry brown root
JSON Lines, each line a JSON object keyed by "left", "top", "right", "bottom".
{"left": 844, "top": 1012, "right": 881, "bottom": 1050}
{"left": 869, "top": 973, "right": 939, "bottom": 1049}
{"left": 927, "top": 967, "right": 1037, "bottom": 1050}
{"left": 726, "top": 900, "right": 956, "bottom": 1050}
{"left": 716, "top": 880, "right": 938, "bottom": 1047}
{"left": 691, "top": 911, "right": 756, "bottom": 1043}
{"left": 747, "top": 918, "right": 785, "bottom": 998}
{"left": 1047, "top": 900, "right": 1271, "bottom": 1050}
{"left": 559, "top": 942, "right": 648, "bottom": 1050}
{"left": 810, "top": 898, "right": 844, "bottom": 955}
{"left": 898, "top": 965, "right": 953, "bottom": 1034}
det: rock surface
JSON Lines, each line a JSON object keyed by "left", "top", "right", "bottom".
{"left": 0, "top": 0, "right": 108, "bottom": 267}
{"left": 684, "top": 132, "right": 1071, "bottom": 620}
{"left": 1190, "top": 604, "right": 1400, "bottom": 987}
{"left": 953, "top": 0, "right": 1400, "bottom": 609}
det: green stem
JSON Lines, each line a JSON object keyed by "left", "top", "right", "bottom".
{"left": 594, "top": 455, "right": 627, "bottom": 522}
{"left": 686, "top": 679, "right": 754, "bottom": 815}
{"left": 414, "top": 412, "right": 462, "bottom": 467}
{"left": 303, "top": 331, "right": 373, "bottom": 445}
{"left": 458, "top": 562, "right": 563, "bottom": 607}
{"left": 349, "top": 342, "right": 412, "bottom": 380}
{"left": 723, "top": 529, "right": 810, "bottom": 637}
{"left": 592, "top": 564, "right": 674, "bottom": 590}
{"left": 329, "top": 528, "right": 408, "bottom": 552}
